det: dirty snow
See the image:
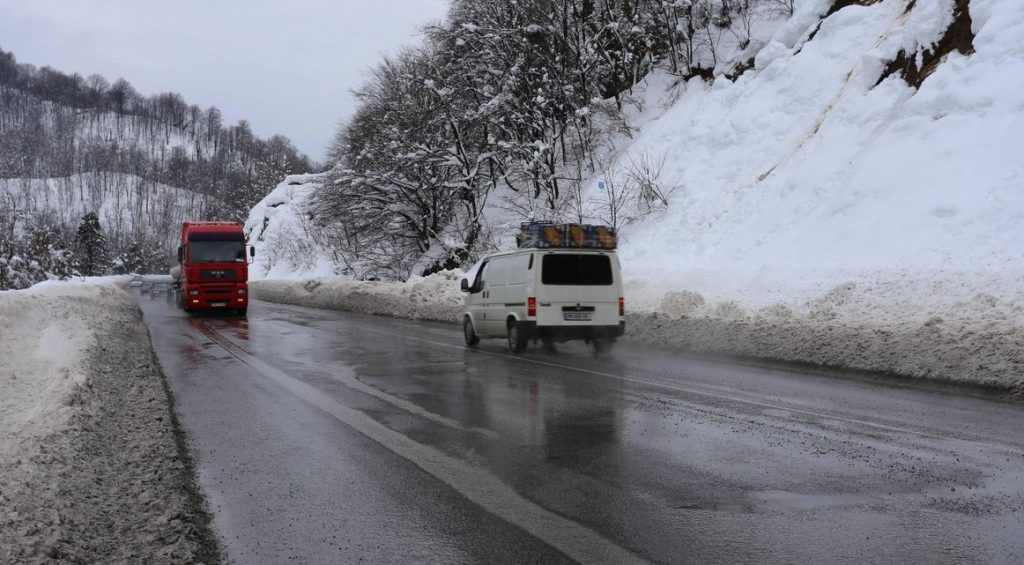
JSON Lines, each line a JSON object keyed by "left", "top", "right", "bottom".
{"left": 0, "top": 281, "right": 215, "bottom": 562}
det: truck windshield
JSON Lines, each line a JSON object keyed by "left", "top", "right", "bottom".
{"left": 541, "top": 254, "right": 612, "bottom": 285}
{"left": 189, "top": 240, "right": 245, "bottom": 263}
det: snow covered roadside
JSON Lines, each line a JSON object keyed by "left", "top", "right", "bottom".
{"left": 624, "top": 268, "right": 1024, "bottom": 393}
{"left": 0, "top": 282, "right": 215, "bottom": 563}
{"left": 252, "top": 271, "right": 465, "bottom": 323}
{"left": 252, "top": 269, "right": 1023, "bottom": 395}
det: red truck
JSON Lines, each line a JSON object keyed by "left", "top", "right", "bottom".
{"left": 170, "top": 221, "right": 254, "bottom": 316}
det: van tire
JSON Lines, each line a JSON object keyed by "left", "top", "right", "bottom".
{"left": 507, "top": 320, "right": 528, "bottom": 353}
{"left": 464, "top": 317, "right": 480, "bottom": 346}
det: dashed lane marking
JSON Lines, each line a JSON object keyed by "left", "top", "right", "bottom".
{"left": 286, "top": 316, "right": 1024, "bottom": 459}
{"left": 194, "top": 320, "right": 649, "bottom": 565}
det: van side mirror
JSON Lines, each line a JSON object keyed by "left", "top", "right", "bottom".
{"left": 250, "top": 245, "right": 256, "bottom": 258}
{"left": 460, "top": 279, "right": 470, "bottom": 292}
{"left": 177, "top": 246, "right": 183, "bottom": 262}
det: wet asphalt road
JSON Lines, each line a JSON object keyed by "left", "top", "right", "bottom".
{"left": 138, "top": 295, "right": 1024, "bottom": 564}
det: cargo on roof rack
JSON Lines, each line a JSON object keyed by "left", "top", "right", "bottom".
{"left": 516, "top": 222, "right": 617, "bottom": 250}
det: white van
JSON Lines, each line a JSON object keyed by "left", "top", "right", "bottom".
{"left": 460, "top": 248, "right": 625, "bottom": 353}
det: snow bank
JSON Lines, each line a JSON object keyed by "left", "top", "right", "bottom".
{"left": 0, "top": 286, "right": 93, "bottom": 449}
{"left": 624, "top": 268, "right": 1023, "bottom": 392}
{"left": 252, "top": 270, "right": 465, "bottom": 323}
{"left": 0, "top": 282, "right": 214, "bottom": 562}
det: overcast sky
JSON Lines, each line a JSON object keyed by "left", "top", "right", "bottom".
{"left": 0, "top": 0, "right": 449, "bottom": 163}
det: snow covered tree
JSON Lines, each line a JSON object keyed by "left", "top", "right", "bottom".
{"left": 315, "top": 0, "right": 779, "bottom": 278}
{"left": 74, "top": 212, "right": 109, "bottom": 276}
{"left": 112, "top": 242, "right": 146, "bottom": 274}
{"left": 0, "top": 255, "right": 38, "bottom": 290}
{"left": 47, "top": 245, "right": 76, "bottom": 280}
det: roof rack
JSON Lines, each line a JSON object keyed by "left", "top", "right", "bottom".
{"left": 516, "top": 222, "right": 617, "bottom": 250}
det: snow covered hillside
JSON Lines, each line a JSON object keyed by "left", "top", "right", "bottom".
{"left": 603, "top": 0, "right": 1023, "bottom": 307}
{"left": 247, "top": 0, "right": 1023, "bottom": 390}
{"left": 1, "top": 172, "right": 210, "bottom": 245}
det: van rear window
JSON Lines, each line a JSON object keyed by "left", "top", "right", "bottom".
{"left": 541, "top": 254, "right": 612, "bottom": 286}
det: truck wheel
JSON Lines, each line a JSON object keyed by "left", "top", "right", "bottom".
{"left": 507, "top": 320, "right": 528, "bottom": 354}
{"left": 464, "top": 317, "right": 480, "bottom": 346}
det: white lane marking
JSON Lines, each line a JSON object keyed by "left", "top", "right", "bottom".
{"left": 198, "top": 322, "right": 648, "bottom": 565}
{"left": 296, "top": 318, "right": 1024, "bottom": 458}
{"left": 204, "top": 319, "right": 498, "bottom": 439}
{"left": 326, "top": 363, "right": 499, "bottom": 439}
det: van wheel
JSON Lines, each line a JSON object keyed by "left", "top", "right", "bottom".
{"left": 464, "top": 317, "right": 480, "bottom": 346}
{"left": 507, "top": 321, "right": 528, "bottom": 354}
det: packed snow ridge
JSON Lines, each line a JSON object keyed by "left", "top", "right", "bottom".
{"left": 247, "top": 0, "right": 1024, "bottom": 392}
{"left": 0, "top": 281, "right": 214, "bottom": 562}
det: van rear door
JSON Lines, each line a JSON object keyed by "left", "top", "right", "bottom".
{"left": 482, "top": 258, "right": 508, "bottom": 334}
{"left": 536, "top": 252, "right": 620, "bottom": 326}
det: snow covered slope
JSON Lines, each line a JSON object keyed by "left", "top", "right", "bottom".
{"left": 244, "top": 173, "right": 338, "bottom": 280}
{"left": 600, "top": 0, "right": 1023, "bottom": 309}
{"left": 1, "top": 173, "right": 209, "bottom": 242}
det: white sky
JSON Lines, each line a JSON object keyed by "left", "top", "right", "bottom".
{"left": 0, "top": 0, "right": 449, "bottom": 163}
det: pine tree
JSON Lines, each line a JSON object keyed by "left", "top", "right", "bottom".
{"left": 74, "top": 212, "right": 108, "bottom": 276}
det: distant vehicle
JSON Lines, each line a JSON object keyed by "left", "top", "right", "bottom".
{"left": 140, "top": 281, "right": 153, "bottom": 295}
{"left": 129, "top": 274, "right": 144, "bottom": 287}
{"left": 171, "top": 221, "right": 254, "bottom": 316}
{"left": 461, "top": 223, "right": 625, "bottom": 353}
{"left": 151, "top": 281, "right": 169, "bottom": 296}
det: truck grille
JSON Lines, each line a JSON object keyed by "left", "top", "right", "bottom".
{"left": 200, "top": 269, "right": 236, "bottom": 281}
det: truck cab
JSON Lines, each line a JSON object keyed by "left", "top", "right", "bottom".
{"left": 174, "top": 221, "right": 254, "bottom": 316}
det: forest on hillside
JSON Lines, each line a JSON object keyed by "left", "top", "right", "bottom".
{"left": 313, "top": 0, "right": 793, "bottom": 281}
{"left": 0, "top": 46, "right": 314, "bottom": 288}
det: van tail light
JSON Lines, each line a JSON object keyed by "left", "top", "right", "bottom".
{"left": 619, "top": 297, "right": 625, "bottom": 316}
{"left": 528, "top": 296, "right": 536, "bottom": 317}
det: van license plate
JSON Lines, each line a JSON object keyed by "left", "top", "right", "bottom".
{"left": 563, "top": 312, "right": 592, "bottom": 321}
{"left": 211, "top": 302, "right": 226, "bottom": 307}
